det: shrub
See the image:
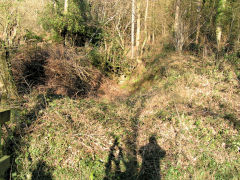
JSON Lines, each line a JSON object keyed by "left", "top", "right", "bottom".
{"left": 224, "top": 51, "right": 240, "bottom": 66}
{"left": 40, "top": 0, "right": 102, "bottom": 46}
{"left": 23, "top": 29, "right": 43, "bottom": 43}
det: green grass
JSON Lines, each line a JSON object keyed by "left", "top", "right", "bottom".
{"left": 4, "top": 53, "right": 240, "bottom": 179}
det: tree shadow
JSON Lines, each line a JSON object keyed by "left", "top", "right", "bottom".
{"left": 130, "top": 54, "right": 174, "bottom": 94}
{"left": 31, "top": 160, "right": 54, "bottom": 180}
{"left": 196, "top": 106, "right": 240, "bottom": 130}
{"left": 223, "top": 113, "right": 240, "bottom": 130}
{"left": 138, "top": 136, "right": 166, "bottom": 180}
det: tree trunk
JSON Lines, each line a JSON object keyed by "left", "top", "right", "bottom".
{"left": 144, "top": 0, "right": 149, "bottom": 35}
{"left": 141, "top": 0, "right": 149, "bottom": 57}
{"left": 136, "top": 0, "right": 141, "bottom": 63}
{"left": 63, "top": 0, "right": 69, "bottom": 45}
{"left": 131, "top": 0, "right": 135, "bottom": 59}
{"left": 64, "top": 0, "right": 68, "bottom": 14}
{"left": 174, "top": 0, "right": 184, "bottom": 53}
{"left": 195, "top": 0, "right": 202, "bottom": 44}
{"left": 216, "top": 0, "right": 226, "bottom": 51}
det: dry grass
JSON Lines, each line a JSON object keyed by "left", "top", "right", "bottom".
{"left": 6, "top": 52, "right": 240, "bottom": 179}
{"left": 11, "top": 44, "right": 102, "bottom": 97}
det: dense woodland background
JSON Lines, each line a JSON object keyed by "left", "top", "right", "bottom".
{"left": 0, "top": 0, "right": 239, "bottom": 179}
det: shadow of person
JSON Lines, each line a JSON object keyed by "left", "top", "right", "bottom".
{"left": 138, "top": 136, "right": 166, "bottom": 180}
{"left": 31, "top": 161, "right": 53, "bottom": 180}
{"left": 104, "top": 138, "right": 124, "bottom": 179}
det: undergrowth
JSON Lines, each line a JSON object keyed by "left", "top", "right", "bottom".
{"left": 3, "top": 53, "right": 240, "bottom": 179}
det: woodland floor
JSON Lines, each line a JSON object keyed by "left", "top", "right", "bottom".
{"left": 2, "top": 52, "right": 240, "bottom": 180}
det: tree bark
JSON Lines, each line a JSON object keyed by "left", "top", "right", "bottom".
{"left": 131, "top": 0, "right": 135, "bottom": 59}
{"left": 136, "top": 0, "right": 141, "bottom": 63}
{"left": 141, "top": 0, "right": 149, "bottom": 57}
{"left": 216, "top": 0, "right": 226, "bottom": 51}
{"left": 195, "top": 0, "right": 202, "bottom": 44}
{"left": 64, "top": 0, "right": 68, "bottom": 14}
{"left": 174, "top": 0, "right": 184, "bottom": 53}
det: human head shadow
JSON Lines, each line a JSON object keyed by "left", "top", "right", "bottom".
{"left": 31, "top": 160, "right": 54, "bottom": 180}
{"left": 138, "top": 136, "right": 166, "bottom": 180}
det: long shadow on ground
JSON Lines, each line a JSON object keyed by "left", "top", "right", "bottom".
{"left": 104, "top": 136, "right": 166, "bottom": 180}
{"left": 104, "top": 93, "right": 166, "bottom": 180}
{"left": 138, "top": 136, "right": 166, "bottom": 180}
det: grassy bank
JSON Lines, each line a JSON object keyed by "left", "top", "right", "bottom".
{"left": 3, "top": 53, "right": 240, "bottom": 179}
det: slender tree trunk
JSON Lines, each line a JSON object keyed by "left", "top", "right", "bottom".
{"left": 216, "top": 0, "right": 226, "bottom": 51}
{"left": 63, "top": 0, "right": 69, "bottom": 45}
{"left": 174, "top": 0, "right": 184, "bottom": 53}
{"left": 136, "top": 0, "right": 141, "bottom": 63}
{"left": 141, "top": 0, "right": 149, "bottom": 57}
{"left": 195, "top": 0, "right": 202, "bottom": 44}
{"left": 64, "top": 0, "right": 68, "bottom": 14}
{"left": 136, "top": 8, "right": 140, "bottom": 50}
{"left": 144, "top": 0, "right": 149, "bottom": 34}
{"left": 151, "top": 0, "right": 155, "bottom": 44}
{"left": 131, "top": 0, "right": 135, "bottom": 59}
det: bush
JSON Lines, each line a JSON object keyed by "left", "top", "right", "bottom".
{"left": 23, "top": 29, "right": 43, "bottom": 43}
{"left": 224, "top": 51, "right": 240, "bottom": 66}
{"left": 89, "top": 43, "right": 133, "bottom": 77}
{"left": 40, "top": 0, "right": 102, "bottom": 46}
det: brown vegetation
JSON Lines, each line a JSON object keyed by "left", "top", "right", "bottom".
{"left": 11, "top": 44, "right": 102, "bottom": 97}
